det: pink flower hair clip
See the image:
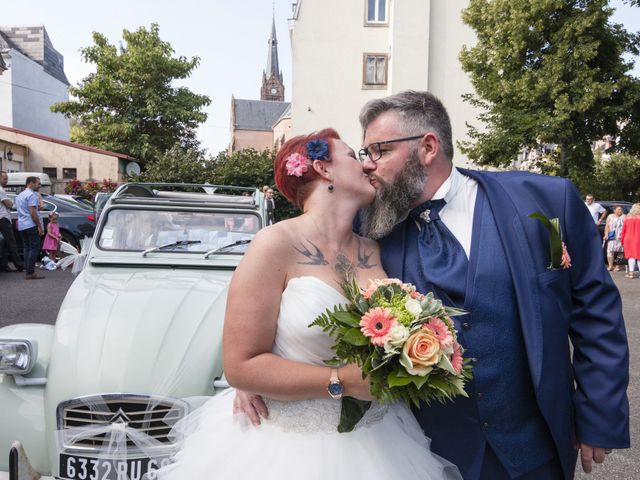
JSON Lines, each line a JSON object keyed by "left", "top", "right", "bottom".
{"left": 285, "top": 152, "right": 309, "bottom": 177}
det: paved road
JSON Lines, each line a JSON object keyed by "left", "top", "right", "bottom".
{"left": 0, "top": 268, "right": 76, "bottom": 327}
{"left": 0, "top": 269, "right": 638, "bottom": 478}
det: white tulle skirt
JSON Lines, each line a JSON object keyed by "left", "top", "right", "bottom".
{"left": 155, "top": 389, "right": 461, "bottom": 480}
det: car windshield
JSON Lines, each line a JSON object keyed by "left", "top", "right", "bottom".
{"left": 97, "top": 208, "right": 259, "bottom": 254}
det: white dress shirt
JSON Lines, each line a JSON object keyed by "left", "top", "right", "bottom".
{"left": 428, "top": 166, "right": 478, "bottom": 259}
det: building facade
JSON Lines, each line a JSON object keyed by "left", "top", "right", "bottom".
{"left": 0, "top": 25, "right": 70, "bottom": 141}
{"left": 0, "top": 125, "right": 135, "bottom": 194}
{"left": 288, "top": 0, "right": 478, "bottom": 167}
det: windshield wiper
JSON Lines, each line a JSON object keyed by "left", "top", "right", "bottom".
{"left": 203, "top": 239, "right": 251, "bottom": 258}
{"left": 142, "top": 240, "right": 201, "bottom": 257}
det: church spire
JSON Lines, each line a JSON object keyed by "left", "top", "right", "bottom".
{"left": 261, "top": 13, "right": 285, "bottom": 101}
{"left": 265, "top": 14, "right": 281, "bottom": 82}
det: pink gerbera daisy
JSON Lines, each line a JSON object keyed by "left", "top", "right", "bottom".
{"left": 285, "top": 152, "right": 309, "bottom": 177}
{"left": 423, "top": 317, "right": 454, "bottom": 350}
{"left": 360, "top": 307, "right": 398, "bottom": 346}
{"left": 451, "top": 343, "right": 463, "bottom": 375}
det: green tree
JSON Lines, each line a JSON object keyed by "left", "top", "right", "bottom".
{"left": 51, "top": 24, "right": 210, "bottom": 162}
{"left": 459, "top": 0, "right": 640, "bottom": 177}
{"left": 138, "top": 146, "right": 299, "bottom": 220}
{"left": 575, "top": 153, "right": 640, "bottom": 201}
{"left": 137, "top": 144, "right": 209, "bottom": 184}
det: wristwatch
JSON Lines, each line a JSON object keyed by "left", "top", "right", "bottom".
{"left": 327, "top": 368, "right": 344, "bottom": 399}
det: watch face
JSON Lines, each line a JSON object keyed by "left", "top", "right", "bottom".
{"left": 328, "top": 382, "right": 343, "bottom": 396}
{"left": 270, "top": 88, "right": 277, "bottom": 94}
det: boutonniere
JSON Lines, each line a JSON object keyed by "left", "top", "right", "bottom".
{"left": 529, "top": 212, "right": 571, "bottom": 270}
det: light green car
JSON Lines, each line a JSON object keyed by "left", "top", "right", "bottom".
{"left": 0, "top": 184, "right": 267, "bottom": 480}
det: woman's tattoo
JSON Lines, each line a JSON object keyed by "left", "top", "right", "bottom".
{"left": 357, "top": 246, "right": 377, "bottom": 269}
{"left": 294, "top": 240, "right": 377, "bottom": 277}
{"left": 335, "top": 252, "right": 356, "bottom": 280}
{"left": 294, "top": 240, "right": 329, "bottom": 265}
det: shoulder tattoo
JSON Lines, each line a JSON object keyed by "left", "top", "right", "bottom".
{"left": 294, "top": 240, "right": 329, "bottom": 266}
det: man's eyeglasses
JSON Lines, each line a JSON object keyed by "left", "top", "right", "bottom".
{"left": 358, "top": 134, "right": 426, "bottom": 163}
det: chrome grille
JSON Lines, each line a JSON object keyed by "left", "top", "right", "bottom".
{"left": 57, "top": 394, "right": 188, "bottom": 452}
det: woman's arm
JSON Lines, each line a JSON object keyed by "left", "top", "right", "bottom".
{"left": 222, "top": 226, "right": 370, "bottom": 401}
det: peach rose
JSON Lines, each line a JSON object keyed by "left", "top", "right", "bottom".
{"left": 401, "top": 329, "right": 442, "bottom": 376}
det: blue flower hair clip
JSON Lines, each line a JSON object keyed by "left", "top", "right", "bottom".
{"left": 306, "top": 139, "right": 330, "bottom": 161}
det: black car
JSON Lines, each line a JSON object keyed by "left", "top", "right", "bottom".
{"left": 7, "top": 193, "right": 96, "bottom": 254}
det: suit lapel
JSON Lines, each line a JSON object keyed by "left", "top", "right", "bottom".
{"left": 459, "top": 169, "right": 544, "bottom": 389}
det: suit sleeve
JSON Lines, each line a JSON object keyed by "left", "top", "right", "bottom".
{"left": 564, "top": 181, "right": 630, "bottom": 448}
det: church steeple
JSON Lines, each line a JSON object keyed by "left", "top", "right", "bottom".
{"left": 261, "top": 14, "right": 284, "bottom": 101}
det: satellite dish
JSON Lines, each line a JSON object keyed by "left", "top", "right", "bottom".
{"left": 125, "top": 162, "right": 141, "bottom": 176}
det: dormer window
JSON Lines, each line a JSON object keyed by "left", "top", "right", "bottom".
{"left": 366, "top": 0, "right": 387, "bottom": 24}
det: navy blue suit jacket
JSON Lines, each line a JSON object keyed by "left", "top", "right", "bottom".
{"left": 377, "top": 169, "right": 630, "bottom": 479}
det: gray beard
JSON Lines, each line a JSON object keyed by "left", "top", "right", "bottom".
{"left": 359, "top": 150, "right": 427, "bottom": 239}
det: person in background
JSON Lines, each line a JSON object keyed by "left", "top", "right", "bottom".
{"left": 265, "top": 188, "right": 276, "bottom": 225}
{"left": 621, "top": 203, "right": 640, "bottom": 279}
{"left": 603, "top": 205, "right": 625, "bottom": 272}
{"left": 15, "top": 176, "right": 44, "bottom": 280}
{"left": 42, "top": 212, "right": 62, "bottom": 262}
{"left": 584, "top": 194, "right": 606, "bottom": 225}
{"left": 0, "top": 171, "right": 24, "bottom": 272}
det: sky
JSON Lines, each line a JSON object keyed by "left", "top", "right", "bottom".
{"left": 1, "top": 0, "right": 638, "bottom": 156}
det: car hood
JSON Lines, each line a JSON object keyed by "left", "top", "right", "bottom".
{"left": 47, "top": 266, "right": 233, "bottom": 399}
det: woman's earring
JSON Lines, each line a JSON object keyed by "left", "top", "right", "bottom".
{"left": 328, "top": 184, "right": 334, "bottom": 193}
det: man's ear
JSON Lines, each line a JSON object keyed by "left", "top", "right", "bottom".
{"left": 418, "top": 132, "right": 439, "bottom": 167}
{"left": 311, "top": 159, "right": 332, "bottom": 181}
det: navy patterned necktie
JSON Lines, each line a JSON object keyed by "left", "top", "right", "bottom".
{"left": 409, "top": 199, "right": 469, "bottom": 307}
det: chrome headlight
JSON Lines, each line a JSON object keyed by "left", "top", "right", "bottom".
{"left": 0, "top": 339, "right": 38, "bottom": 375}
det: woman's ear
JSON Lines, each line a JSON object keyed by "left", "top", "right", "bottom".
{"left": 418, "top": 132, "right": 440, "bottom": 167}
{"left": 311, "top": 159, "right": 332, "bottom": 181}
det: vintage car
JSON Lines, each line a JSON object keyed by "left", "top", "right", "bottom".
{"left": 0, "top": 183, "right": 267, "bottom": 480}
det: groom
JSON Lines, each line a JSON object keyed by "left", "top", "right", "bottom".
{"left": 356, "top": 90, "right": 629, "bottom": 479}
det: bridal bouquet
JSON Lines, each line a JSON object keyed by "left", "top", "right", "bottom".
{"left": 310, "top": 277, "right": 473, "bottom": 432}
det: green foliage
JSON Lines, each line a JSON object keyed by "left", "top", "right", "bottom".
{"left": 51, "top": 24, "right": 211, "bottom": 163}
{"left": 138, "top": 145, "right": 300, "bottom": 220}
{"left": 574, "top": 153, "right": 640, "bottom": 201}
{"left": 459, "top": 0, "right": 640, "bottom": 176}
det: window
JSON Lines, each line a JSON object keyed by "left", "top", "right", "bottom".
{"left": 366, "top": 0, "right": 387, "bottom": 24}
{"left": 363, "top": 54, "right": 388, "bottom": 86}
{"left": 63, "top": 168, "right": 77, "bottom": 180}
{"left": 43, "top": 167, "right": 57, "bottom": 179}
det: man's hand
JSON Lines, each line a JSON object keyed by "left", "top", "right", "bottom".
{"left": 232, "top": 390, "right": 269, "bottom": 426}
{"left": 579, "top": 443, "right": 608, "bottom": 473}
{"left": 37, "top": 225, "right": 44, "bottom": 236}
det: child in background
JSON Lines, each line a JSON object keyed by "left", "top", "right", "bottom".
{"left": 42, "top": 212, "right": 61, "bottom": 261}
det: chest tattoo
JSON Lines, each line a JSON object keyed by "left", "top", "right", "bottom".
{"left": 357, "top": 246, "right": 377, "bottom": 269}
{"left": 294, "top": 240, "right": 329, "bottom": 266}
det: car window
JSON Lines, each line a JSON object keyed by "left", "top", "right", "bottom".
{"left": 42, "top": 201, "right": 56, "bottom": 212}
{"left": 97, "top": 208, "right": 260, "bottom": 253}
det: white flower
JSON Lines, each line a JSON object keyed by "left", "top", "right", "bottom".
{"left": 387, "top": 324, "right": 410, "bottom": 347}
{"left": 405, "top": 297, "right": 422, "bottom": 319}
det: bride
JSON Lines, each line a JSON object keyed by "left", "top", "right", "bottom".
{"left": 156, "top": 129, "right": 461, "bottom": 479}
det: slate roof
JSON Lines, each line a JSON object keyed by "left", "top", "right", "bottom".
{"left": 0, "top": 25, "right": 69, "bottom": 85}
{"left": 233, "top": 99, "right": 290, "bottom": 131}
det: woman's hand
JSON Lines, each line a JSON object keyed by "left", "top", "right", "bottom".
{"left": 340, "top": 364, "right": 374, "bottom": 401}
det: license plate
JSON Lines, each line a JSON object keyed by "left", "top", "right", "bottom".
{"left": 59, "top": 453, "right": 173, "bottom": 480}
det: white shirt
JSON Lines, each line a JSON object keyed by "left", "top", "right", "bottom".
{"left": 427, "top": 166, "right": 478, "bottom": 258}
{"left": 0, "top": 186, "right": 11, "bottom": 221}
{"left": 585, "top": 202, "right": 606, "bottom": 223}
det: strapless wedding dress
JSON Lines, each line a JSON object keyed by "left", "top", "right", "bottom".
{"left": 156, "top": 276, "right": 461, "bottom": 479}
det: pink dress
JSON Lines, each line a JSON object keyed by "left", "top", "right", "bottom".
{"left": 42, "top": 223, "right": 60, "bottom": 251}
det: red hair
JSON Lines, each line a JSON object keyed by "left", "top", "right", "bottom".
{"left": 274, "top": 128, "right": 340, "bottom": 210}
